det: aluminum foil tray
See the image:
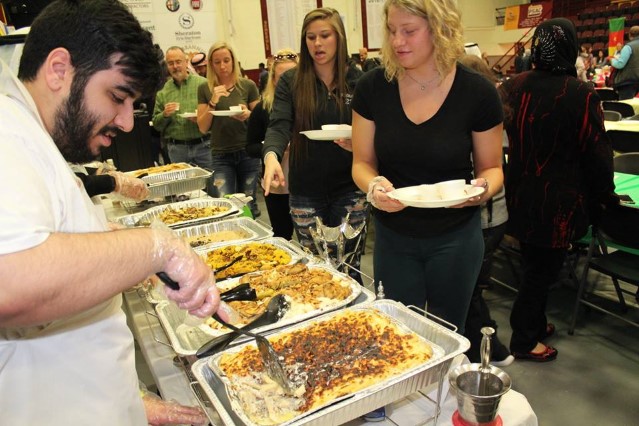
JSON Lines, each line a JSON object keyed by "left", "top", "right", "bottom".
{"left": 117, "top": 198, "right": 241, "bottom": 229}
{"left": 192, "top": 300, "right": 470, "bottom": 426}
{"left": 175, "top": 218, "right": 274, "bottom": 251}
{"left": 127, "top": 164, "right": 212, "bottom": 199}
{"left": 195, "top": 237, "right": 309, "bottom": 273}
{"left": 154, "top": 275, "right": 374, "bottom": 357}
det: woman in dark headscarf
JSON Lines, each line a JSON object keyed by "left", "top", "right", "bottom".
{"left": 501, "top": 18, "right": 617, "bottom": 362}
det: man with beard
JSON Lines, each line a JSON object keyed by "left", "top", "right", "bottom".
{"left": 0, "top": 0, "right": 228, "bottom": 424}
{"left": 153, "top": 47, "right": 212, "bottom": 175}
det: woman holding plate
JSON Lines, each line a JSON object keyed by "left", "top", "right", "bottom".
{"left": 351, "top": 0, "right": 504, "bottom": 330}
{"left": 262, "top": 8, "right": 367, "bottom": 278}
{"left": 197, "top": 41, "right": 261, "bottom": 216}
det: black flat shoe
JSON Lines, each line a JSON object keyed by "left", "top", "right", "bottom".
{"left": 513, "top": 345, "right": 558, "bottom": 362}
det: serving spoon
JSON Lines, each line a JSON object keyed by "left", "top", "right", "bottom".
{"left": 196, "top": 294, "right": 289, "bottom": 358}
{"left": 156, "top": 273, "right": 294, "bottom": 394}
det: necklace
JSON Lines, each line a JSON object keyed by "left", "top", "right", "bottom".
{"left": 405, "top": 72, "right": 440, "bottom": 90}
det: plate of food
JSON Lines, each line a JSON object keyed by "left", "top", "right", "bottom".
{"left": 179, "top": 112, "right": 197, "bottom": 118}
{"left": 387, "top": 181, "right": 485, "bottom": 208}
{"left": 211, "top": 110, "right": 243, "bottom": 117}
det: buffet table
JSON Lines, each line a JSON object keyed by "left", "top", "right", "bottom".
{"left": 104, "top": 194, "right": 537, "bottom": 426}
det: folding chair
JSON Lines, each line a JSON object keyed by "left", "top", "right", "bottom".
{"left": 595, "top": 88, "right": 619, "bottom": 101}
{"left": 614, "top": 152, "right": 639, "bottom": 174}
{"left": 569, "top": 204, "right": 639, "bottom": 334}
{"left": 604, "top": 110, "right": 623, "bottom": 121}
{"left": 608, "top": 130, "right": 639, "bottom": 153}
{"left": 602, "top": 101, "right": 636, "bottom": 117}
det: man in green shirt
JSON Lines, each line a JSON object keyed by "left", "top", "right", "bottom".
{"left": 153, "top": 46, "right": 212, "bottom": 174}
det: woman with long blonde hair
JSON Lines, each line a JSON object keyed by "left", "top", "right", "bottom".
{"left": 262, "top": 8, "right": 367, "bottom": 279}
{"left": 246, "top": 49, "right": 298, "bottom": 239}
{"left": 351, "top": 0, "right": 504, "bottom": 331}
{"left": 196, "top": 41, "right": 261, "bottom": 216}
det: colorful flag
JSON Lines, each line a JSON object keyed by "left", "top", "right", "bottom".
{"left": 609, "top": 17, "right": 626, "bottom": 57}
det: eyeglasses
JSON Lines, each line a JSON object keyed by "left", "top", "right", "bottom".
{"left": 274, "top": 53, "right": 298, "bottom": 62}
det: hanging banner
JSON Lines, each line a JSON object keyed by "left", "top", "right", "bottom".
{"left": 504, "top": 1, "right": 552, "bottom": 31}
{"left": 120, "top": 0, "right": 217, "bottom": 56}
{"left": 609, "top": 17, "right": 625, "bottom": 56}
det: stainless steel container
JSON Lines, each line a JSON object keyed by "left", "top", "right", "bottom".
{"left": 448, "top": 363, "right": 511, "bottom": 424}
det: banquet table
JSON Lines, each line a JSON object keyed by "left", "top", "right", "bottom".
{"left": 614, "top": 171, "right": 639, "bottom": 207}
{"left": 604, "top": 120, "right": 639, "bottom": 132}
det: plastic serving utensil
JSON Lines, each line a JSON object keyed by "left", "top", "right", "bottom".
{"left": 211, "top": 312, "right": 294, "bottom": 395}
{"left": 219, "top": 283, "right": 257, "bottom": 302}
{"left": 215, "top": 255, "right": 244, "bottom": 275}
{"left": 196, "top": 294, "right": 290, "bottom": 358}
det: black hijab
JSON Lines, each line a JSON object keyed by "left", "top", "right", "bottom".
{"left": 530, "top": 18, "right": 578, "bottom": 77}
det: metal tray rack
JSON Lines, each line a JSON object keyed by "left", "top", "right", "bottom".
{"left": 154, "top": 282, "right": 375, "bottom": 357}
{"left": 117, "top": 198, "right": 241, "bottom": 229}
{"left": 191, "top": 300, "right": 470, "bottom": 426}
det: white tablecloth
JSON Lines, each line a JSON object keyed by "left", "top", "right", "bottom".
{"left": 604, "top": 120, "right": 639, "bottom": 132}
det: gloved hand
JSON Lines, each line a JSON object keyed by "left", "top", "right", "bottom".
{"left": 108, "top": 171, "right": 149, "bottom": 202}
{"left": 150, "top": 225, "right": 221, "bottom": 318}
{"left": 141, "top": 390, "right": 207, "bottom": 426}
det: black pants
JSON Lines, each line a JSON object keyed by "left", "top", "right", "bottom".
{"left": 265, "top": 193, "right": 294, "bottom": 240}
{"left": 509, "top": 243, "right": 567, "bottom": 353}
{"left": 464, "top": 223, "right": 509, "bottom": 362}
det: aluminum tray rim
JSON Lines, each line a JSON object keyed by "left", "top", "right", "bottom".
{"left": 192, "top": 299, "right": 470, "bottom": 426}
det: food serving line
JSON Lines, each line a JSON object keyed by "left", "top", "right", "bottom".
{"left": 98, "top": 164, "right": 536, "bottom": 426}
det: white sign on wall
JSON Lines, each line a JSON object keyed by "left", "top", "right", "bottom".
{"left": 264, "top": 0, "right": 318, "bottom": 55}
{"left": 121, "top": 0, "right": 218, "bottom": 55}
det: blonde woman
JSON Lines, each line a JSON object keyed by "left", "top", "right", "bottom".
{"left": 196, "top": 42, "right": 261, "bottom": 215}
{"left": 262, "top": 8, "right": 367, "bottom": 280}
{"left": 246, "top": 49, "right": 298, "bottom": 239}
{"left": 351, "top": 0, "right": 504, "bottom": 331}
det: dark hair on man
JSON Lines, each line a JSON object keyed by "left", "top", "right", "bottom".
{"left": 18, "top": 0, "right": 162, "bottom": 99}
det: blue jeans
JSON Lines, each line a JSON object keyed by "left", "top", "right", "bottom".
{"left": 167, "top": 140, "right": 215, "bottom": 196}
{"left": 373, "top": 212, "right": 483, "bottom": 333}
{"left": 289, "top": 191, "right": 369, "bottom": 280}
{"left": 211, "top": 150, "right": 261, "bottom": 215}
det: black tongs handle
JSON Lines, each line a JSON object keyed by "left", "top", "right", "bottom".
{"left": 156, "top": 272, "right": 179, "bottom": 291}
{"left": 220, "top": 283, "right": 257, "bottom": 302}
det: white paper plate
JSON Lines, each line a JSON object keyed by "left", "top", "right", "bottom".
{"left": 179, "top": 112, "right": 197, "bottom": 118}
{"left": 388, "top": 184, "right": 485, "bottom": 208}
{"left": 301, "top": 129, "right": 352, "bottom": 140}
{"left": 210, "top": 110, "right": 242, "bottom": 117}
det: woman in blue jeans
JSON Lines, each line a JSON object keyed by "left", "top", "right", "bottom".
{"left": 262, "top": 8, "right": 368, "bottom": 277}
{"left": 197, "top": 41, "right": 261, "bottom": 216}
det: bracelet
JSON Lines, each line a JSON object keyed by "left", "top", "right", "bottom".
{"left": 208, "top": 101, "right": 216, "bottom": 109}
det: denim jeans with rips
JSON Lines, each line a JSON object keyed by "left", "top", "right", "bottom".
{"left": 211, "top": 150, "right": 261, "bottom": 215}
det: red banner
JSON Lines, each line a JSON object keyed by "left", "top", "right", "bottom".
{"left": 504, "top": 1, "right": 553, "bottom": 30}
